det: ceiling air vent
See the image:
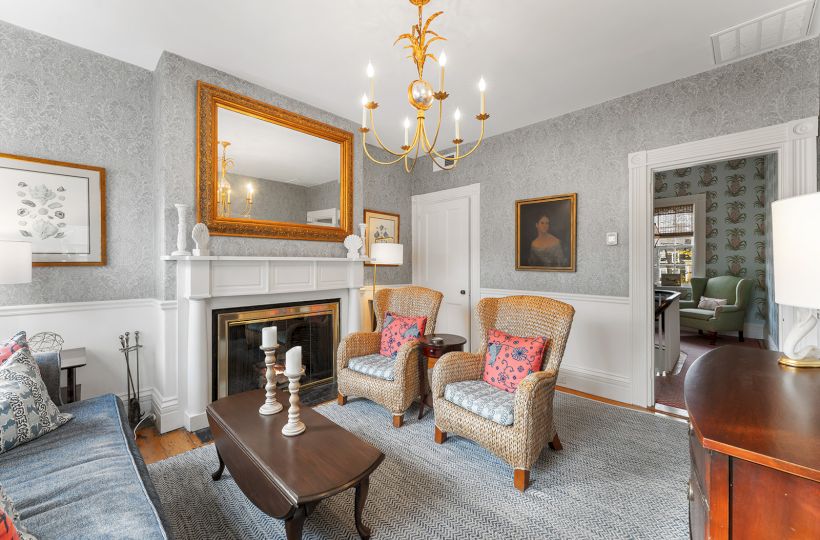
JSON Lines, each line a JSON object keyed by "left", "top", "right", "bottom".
{"left": 711, "top": 0, "right": 816, "bottom": 65}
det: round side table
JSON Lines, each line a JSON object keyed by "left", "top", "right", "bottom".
{"left": 417, "top": 333, "right": 467, "bottom": 419}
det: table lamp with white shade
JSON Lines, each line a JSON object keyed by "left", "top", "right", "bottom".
{"left": 368, "top": 243, "right": 403, "bottom": 330}
{"left": 0, "top": 241, "right": 32, "bottom": 284}
{"left": 772, "top": 192, "right": 820, "bottom": 367}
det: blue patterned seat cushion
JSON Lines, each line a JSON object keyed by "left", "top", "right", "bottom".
{"left": 444, "top": 380, "right": 516, "bottom": 426}
{"left": 347, "top": 353, "right": 396, "bottom": 381}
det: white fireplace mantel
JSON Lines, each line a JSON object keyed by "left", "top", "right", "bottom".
{"left": 163, "top": 255, "right": 365, "bottom": 431}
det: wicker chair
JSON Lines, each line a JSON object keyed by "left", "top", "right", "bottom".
{"left": 431, "top": 295, "right": 575, "bottom": 491}
{"left": 337, "top": 286, "right": 443, "bottom": 427}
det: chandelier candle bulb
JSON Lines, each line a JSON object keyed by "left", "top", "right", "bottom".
{"left": 454, "top": 108, "right": 461, "bottom": 140}
{"left": 439, "top": 51, "right": 447, "bottom": 90}
{"left": 403, "top": 117, "right": 411, "bottom": 146}
{"left": 261, "top": 326, "right": 277, "bottom": 349}
{"left": 479, "top": 77, "right": 486, "bottom": 114}
{"left": 366, "top": 62, "right": 375, "bottom": 102}
{"left": 361, "top": 94, "right": 368, "bottom": 128}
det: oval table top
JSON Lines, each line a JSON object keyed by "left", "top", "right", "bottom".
{"left": 684, "top": 346, "right": 820, "bottom": 482}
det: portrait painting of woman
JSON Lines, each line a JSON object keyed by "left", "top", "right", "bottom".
{"left": 515, "top": 193, "right": 576, "bottom": 271}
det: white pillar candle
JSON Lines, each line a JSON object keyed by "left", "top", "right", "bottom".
{"left": 286, "top": 346, "right": 302, "bottom": 375}
{"left": 262, "top": 326, "right": 277, "bottom": 348}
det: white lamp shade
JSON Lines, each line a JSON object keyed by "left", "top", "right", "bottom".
{"left": 370, "top": 243, "right": 403, "bottom": 266}
{"left": 0, "top": 241, "right": 32, "bottom": 284}
{"left": 772, "top": 192, "right": 820, "bottom": 309}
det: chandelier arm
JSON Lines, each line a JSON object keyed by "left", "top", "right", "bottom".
{"left": 368, "top": 108, "right": 414, "bottom": 157}
{"left": 443, "top": 119, "right": 487, "bottom": 161}
{"left": 404, "top": 134, "right": 423, "bottom": 173}
{"left": 421, "top": 96, "right": 445, "bottom": 153}
{"left": 419, "top": 120, "right": 458, "bottom": 171}
{"left": 362, "top": 136, "right": 408, "bottom": 165}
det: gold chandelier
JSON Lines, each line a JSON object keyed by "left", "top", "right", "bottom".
{"left": 216, "top": 141, "right": 254, "bottom": 218}
{"left": 360, "top": 0, "right": 489, "bottom": 172}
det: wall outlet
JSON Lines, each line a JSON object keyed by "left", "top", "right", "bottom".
{"left": 606, "top": 232, "right": 618, "bottom": 246}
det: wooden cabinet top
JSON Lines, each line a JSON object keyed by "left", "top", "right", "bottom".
{"left": 685, "top": 346, "right": 820, "bottom": 482}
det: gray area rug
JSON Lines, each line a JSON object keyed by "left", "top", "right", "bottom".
{"left": 148, "top": 393, "right": 688, "bottom": 539}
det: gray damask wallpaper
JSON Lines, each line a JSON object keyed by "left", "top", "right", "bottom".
{"left": 411, "top": 38, "right": 819, "bottom": 297}
{"left": 362, "top": 145, "right": 413, "bottom": 285}
{"left": 654, "top": 155, "right": 774, "bottom": 327}
{"left": 0, "top": 21, "right": 154, "bottom": 305}
{"left": 153, "top": 52, "right": 363, "bottom": 299}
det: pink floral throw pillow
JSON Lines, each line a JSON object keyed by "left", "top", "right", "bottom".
{"left": 482, "top": 328, "right": 550, "bottom": 393}
{"left": 379, "top": 312, "right": 427, "bottom": 360}
{"left": 0, "top": 331, "right": 27, "bottom": 366}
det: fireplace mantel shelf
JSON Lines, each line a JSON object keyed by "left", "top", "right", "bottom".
{"left": 162, "top": 254, "right": 370, "bottom": 263}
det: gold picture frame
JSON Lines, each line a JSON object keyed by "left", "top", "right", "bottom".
{"left": 515, "top": 193, "right": 576, "bottom": 272}
{"left": 0, "top": 152, "right": 106, "bottom": 267}
{"left": 196, "top": 81, "right": 354, "bottom": 242}
{"left": 363, "top": 209, "right": 400, "bottom": 266}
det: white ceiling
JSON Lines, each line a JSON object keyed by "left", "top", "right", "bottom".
{"left": 1, "top": 0, "right": 817, "bottom": 148}
{"left": 218, "top": 107, "right": 339, "bottom": 186}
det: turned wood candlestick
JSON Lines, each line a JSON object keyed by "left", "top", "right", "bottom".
{"left": 281, "top": 367, "right": 306, "bottom": 436}
{"left": 259, "top": 345, "right": 283, "bottom": 415}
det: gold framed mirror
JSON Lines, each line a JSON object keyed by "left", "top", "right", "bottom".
{"left": 196, "top": 82, "right": 354, "bottom": 241}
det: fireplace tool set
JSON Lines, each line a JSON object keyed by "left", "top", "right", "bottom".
{"left": 118, "top": 331, "right": 154, "bottom": 436}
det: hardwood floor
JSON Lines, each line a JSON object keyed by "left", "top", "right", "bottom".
{"left": 136, "top": 425, "right": 207, "bottom": 465}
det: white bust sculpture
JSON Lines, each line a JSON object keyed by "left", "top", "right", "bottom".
{"left": 192, "top": 223, "right": 210, "bottom": 256}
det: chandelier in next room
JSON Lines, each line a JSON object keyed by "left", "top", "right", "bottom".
{"left": 360, "top": 0, "right": 489, "bottom": 172}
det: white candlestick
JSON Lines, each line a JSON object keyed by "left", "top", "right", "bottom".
{"left": 285, "top": 346, "right": 302, "bottom": 375}
{"left": 366, "top": 62, "right": 375, "bottom": 102}
{"left": 478, "top": 77, "right": 486, "bottom": 114}
{"left": 403, "top": 118, "right": 410, "bottom": 146}
{"left": 262, "top": 326, "right": 277, "bottom": 348}
{"left": 439, "top": 51, "right": 447, "bottom": 91}
{"left": 454, "top": 108, "right": 461, "bottom": 140}
{"left": 172, "top": 204, "right": 191, "bottom": 256}
{"left": 259, "top": 345, "right": 283, "bottom": 416}
{"left": 281, "top": 370, "right": 306, "bottom": 437}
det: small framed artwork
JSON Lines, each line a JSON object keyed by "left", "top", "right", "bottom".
{"left": 516, "top": 193, "right": 576, "bottom": 272}
{"left": 363, "top": 208, "right": 399, "bottom": 266}
{"left": 0, "top": 153, "right": 106, "bottom": 266}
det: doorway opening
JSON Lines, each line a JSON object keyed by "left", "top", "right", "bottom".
{"left": 651, "top": 154, "right": 776, "bottom": 415}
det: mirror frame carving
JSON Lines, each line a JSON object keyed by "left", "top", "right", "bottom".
{"left": 196, "top": 81, "right": 354, "bottom": 242}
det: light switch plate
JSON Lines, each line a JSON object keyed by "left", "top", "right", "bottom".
{"left": 606, "top": 232, "right": 618, "bottom": 246}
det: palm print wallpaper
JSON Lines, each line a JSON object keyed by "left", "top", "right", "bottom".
{"left": 654, "top": 154, "right": 775, "bottom": 328}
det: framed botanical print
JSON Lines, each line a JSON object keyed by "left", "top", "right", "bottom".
{"left": 516, "top": 193, "right": 576, "bottom": 272}
{"left": 363, "top": 208, "right": 399, "bottom": 266}
{"left": 0, "top": 153, "right": 106, "bottom": 266}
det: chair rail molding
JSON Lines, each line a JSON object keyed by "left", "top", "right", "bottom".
{"left": 628, "top": 116, "right": 818, "bottom": 407}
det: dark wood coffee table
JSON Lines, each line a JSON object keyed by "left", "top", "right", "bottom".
{"left": 206, "top": 389, "right": 384, "bottom": 539}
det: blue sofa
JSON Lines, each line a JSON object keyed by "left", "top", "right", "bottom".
{"left": 0, "top": 352, "right": 170, "bottom": 539}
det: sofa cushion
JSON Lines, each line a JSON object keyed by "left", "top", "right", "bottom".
{"left": 379, "top": 312, "right": 426, "bottom": 359}
{"left": 0, "top": 394, "right": 168, "bottom": 539}
{"left": 680, "top": 308, "right": 716, "bottom": 321}
{"left": 1, "top": 484, "right": 35, "bottom": 540}
{"left": 482, "top": 328, "right": 549, "bottom": 393}
{"left": 0, "top": 347, "right": 72, "bottom": 455}
{"left": 444, "top": 380, "right": 515, "bottom": 426}
{"left": 348, "top": 353, "right": 395, "bottom": 381}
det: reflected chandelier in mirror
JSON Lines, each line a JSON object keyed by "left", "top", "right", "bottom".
{"left": 197, "top": 82, "right": 354, "bottom": 241}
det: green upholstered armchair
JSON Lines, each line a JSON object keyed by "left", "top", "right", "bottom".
{"left": 679, "top": 276, "right": 754, "bottom": 344}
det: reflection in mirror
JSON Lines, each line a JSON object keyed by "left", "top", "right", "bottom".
{"left": 215, "top": 106, "right": 341, "bottom": 225}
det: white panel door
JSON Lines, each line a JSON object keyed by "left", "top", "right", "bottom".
{"left": 414, "top": 195, "right": 471, "bottom": 341}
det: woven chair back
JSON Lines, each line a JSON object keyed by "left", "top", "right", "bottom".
{"left": 476, "top": 296, "right": 575, "bottom": 373}
{"left": 374, "top": 286, "right": 444, "bottom": 336}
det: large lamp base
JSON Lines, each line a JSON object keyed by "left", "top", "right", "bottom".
{"left": 779, "top": 309, "right": 820, "bottom": 368}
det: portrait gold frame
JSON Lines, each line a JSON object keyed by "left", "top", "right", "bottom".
{"left": 196, "top": 81, "right": 354, "bottom": 242}
{"left": 515, "top": 193, "right": 577, "bottom": 272}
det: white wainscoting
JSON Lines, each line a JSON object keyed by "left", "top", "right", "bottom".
{"left": 0, "top": 298, "right": 164, "bottom": 411}
{"left": 480, "top": 289, "right": 633, "bottom": 403}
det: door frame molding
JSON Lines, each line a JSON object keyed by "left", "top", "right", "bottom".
{"left": 411, "top": 183, "right": 481, "bottom": 351}
{"left": 628, "top": 117, "right": 818, "bottom": 407}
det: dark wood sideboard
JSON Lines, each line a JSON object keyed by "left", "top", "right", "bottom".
{"left": 684, "top": 346, "right": 820, "bottom": 539}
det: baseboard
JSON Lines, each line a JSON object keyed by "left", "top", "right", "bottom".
{"left": 185, "top": 411, "right": 209, "bottom": 432}
{"left": 557, "top": 365, "right": 632, "bottom": 404}
{"left": 115, "top": 388, "right": 154, "bottom": 415}
{"left": 151, "top": 388, "right": 184, "bottom": 434}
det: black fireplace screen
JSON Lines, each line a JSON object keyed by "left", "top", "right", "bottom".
{"left": 213, "top": 300, "right": 339, "bottom": 400}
